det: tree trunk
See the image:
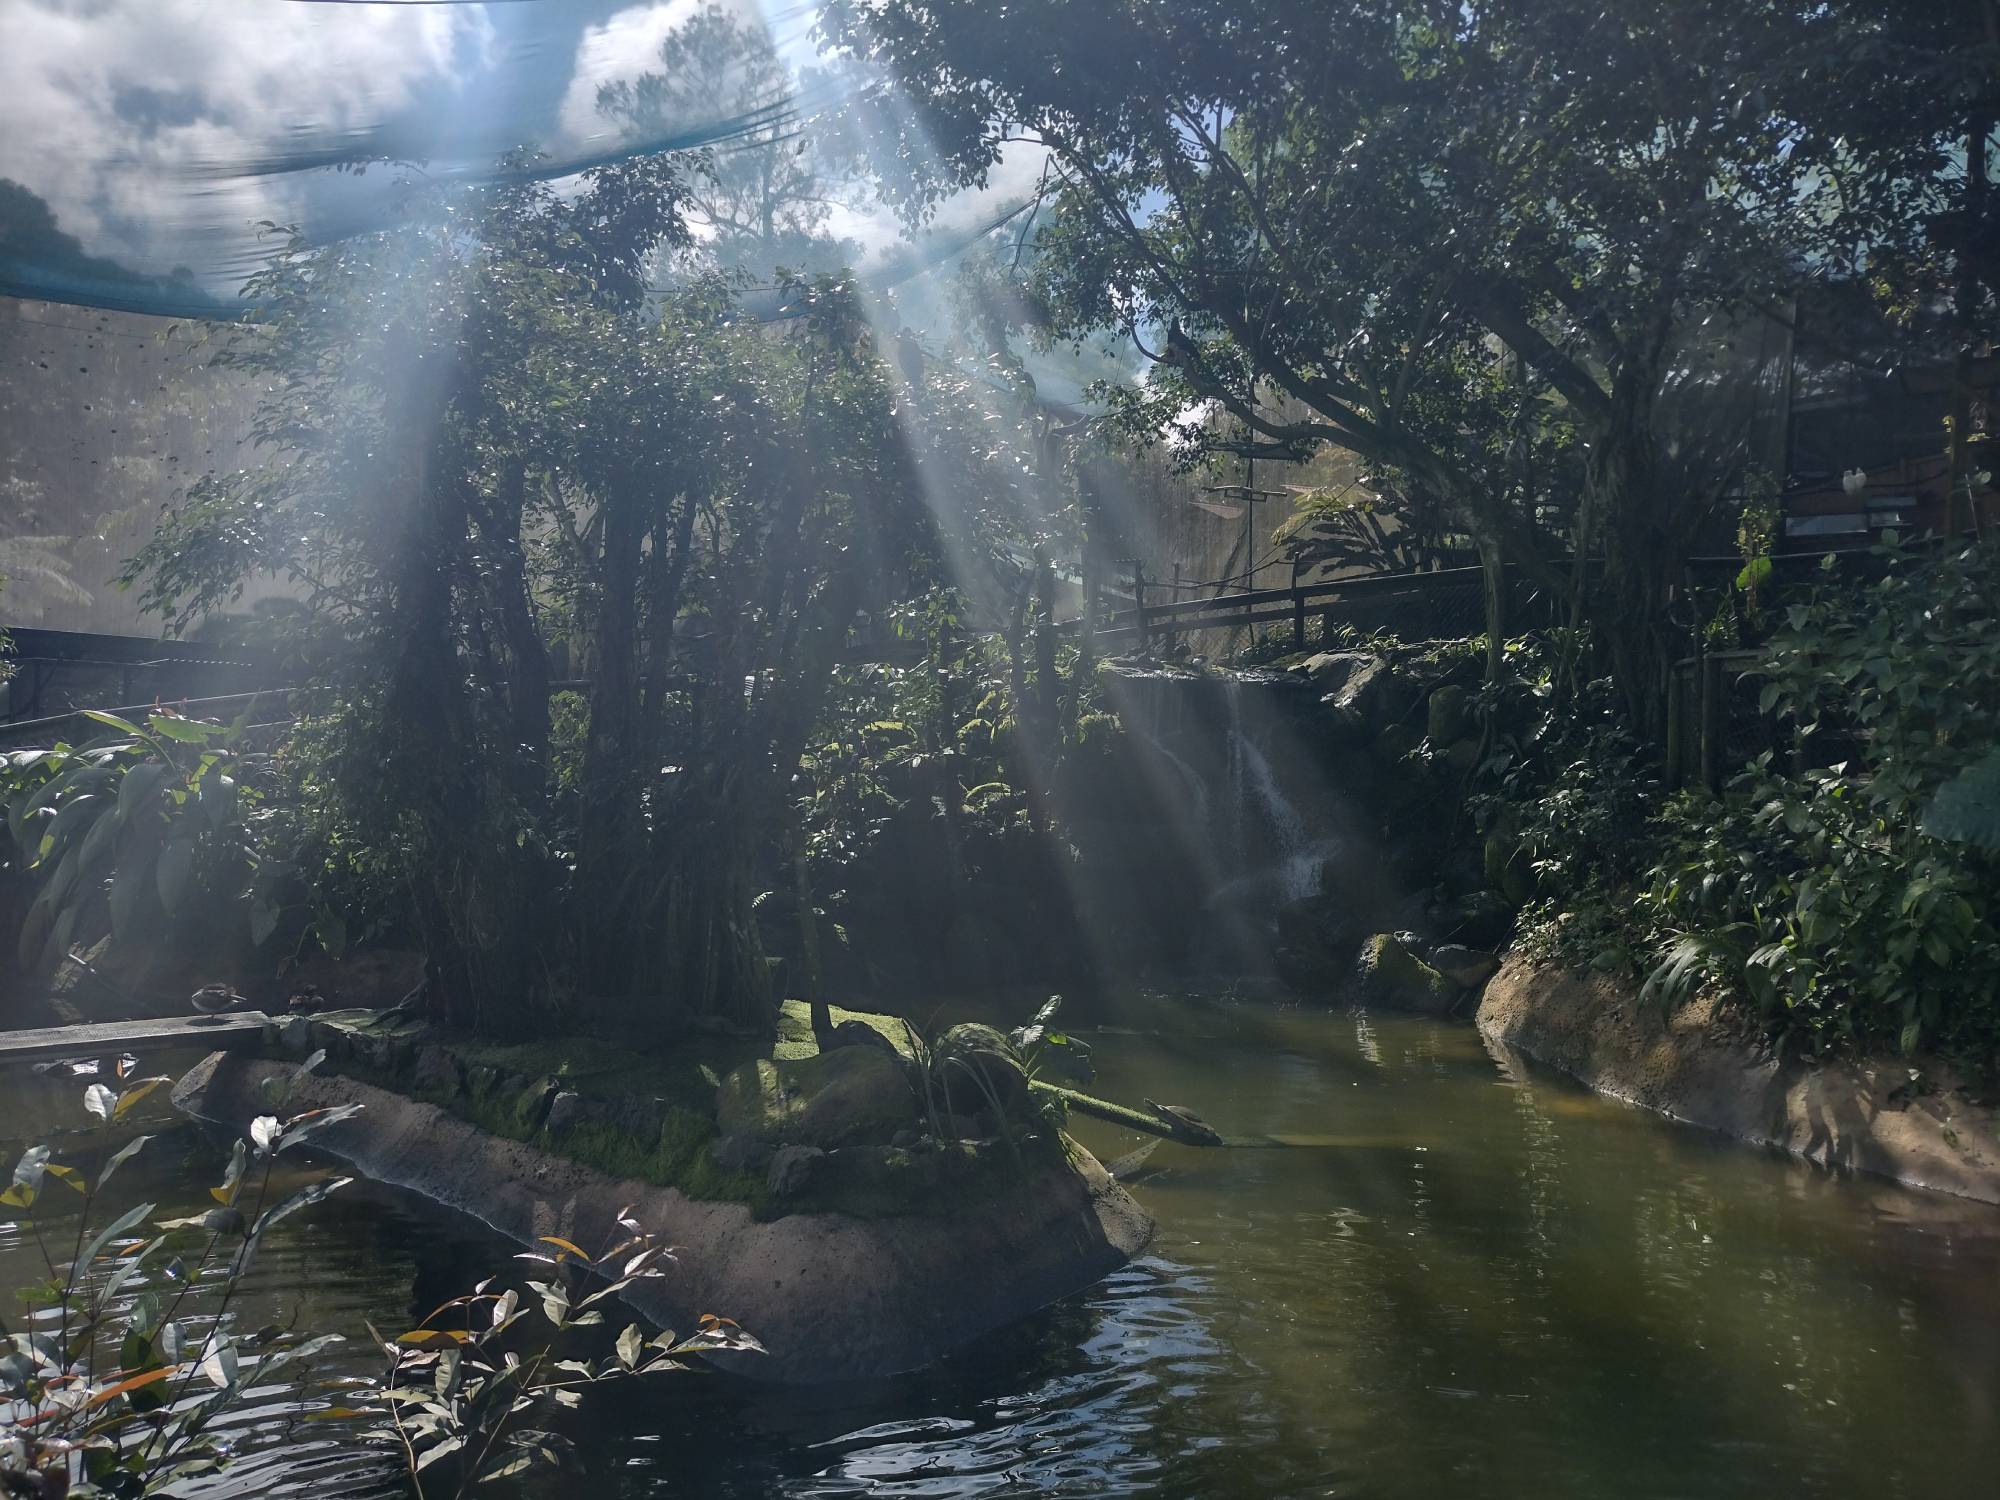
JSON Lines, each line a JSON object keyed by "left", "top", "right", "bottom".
{"left": 1590, "top": 400, "right": 1674, "bottom": 742}
{"left": 576, "top": 486, "right": 647, "bottom": 994}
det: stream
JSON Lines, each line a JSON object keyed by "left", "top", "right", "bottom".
{"left": 5, "top": 990, "right": 1999, "bottom": 1497}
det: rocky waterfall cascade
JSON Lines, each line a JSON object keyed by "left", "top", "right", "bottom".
{"left": 1091, "top": 662, "right": 1360, "bottom": 981}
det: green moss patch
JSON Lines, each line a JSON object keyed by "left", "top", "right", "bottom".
{"left": 309, "top": 997, "right": 1073, "bottom": 1220}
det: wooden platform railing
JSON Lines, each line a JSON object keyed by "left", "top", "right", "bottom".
{"left": 1064, "top": 563, "right": 1497, "bottom": 649}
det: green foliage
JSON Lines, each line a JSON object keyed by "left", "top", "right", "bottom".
{"left": 0, "top": 1058, "right": 354, "bottom": 1497}
{"left": 1924, "top": 749, "right": 2000, "bottom": 853}
{"left": 823, "top": 0, "right": 1982, "bottom": 722}
{"left": 109, "top": 148, "right": 1068, "bottom": 1037}
{"left": 0, "top": 710, "right": 276, "bottom": 976}
{"left": 365, "top": 1217, "right": 760, "bottom": 1497}
{"left": 1512, "top": 541, "right": 2000, "bottom": 1061}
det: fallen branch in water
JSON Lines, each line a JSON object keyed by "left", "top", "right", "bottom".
{"left": 1029, "top": 1080, "right": 1223, "bottom": 1147}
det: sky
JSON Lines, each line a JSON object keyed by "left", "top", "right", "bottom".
{"left": 0, "top": 0, "right": 1051, "bottom": 315}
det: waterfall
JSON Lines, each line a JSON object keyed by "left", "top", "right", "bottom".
{"left": 1240, "top": 734, "right": 1322, "bottom": 900}
{"left": 1151, "top": 742, "right": 1212, "bottom": 834}
{"left": 1222, "top": 677, "right": 1323, "bottom": 902}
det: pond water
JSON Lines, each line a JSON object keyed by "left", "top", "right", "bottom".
{"left": 6, "top": 993, "right": 1999, "bottom": 1498}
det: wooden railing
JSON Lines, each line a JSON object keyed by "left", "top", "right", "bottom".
{"left": 1064, "top": 563, "right": 1498, "bottom": 649}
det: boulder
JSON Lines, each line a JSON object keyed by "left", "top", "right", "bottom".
{"left": 1430, "top": 944, "right": 1500, "bottom": 990}
{"left": 716, "top": 1046, "right": 919, "bottom": 1150}
{"left": 1296, "top": 650, "right": 1378, "bottom": 697}
{"left": 1483, "top": 832, "right": 1536, "bottom": 905}
{"left": 1438, "top": 736, "right": 1482, "bottom": 775}
{"left": 544, "top": 1090, "right": 587, "bottom": 1138}
{"left": 511, "top": 1075, "right": 561, "bottom": 1134}
{"left": 1426, "top": 683, "right": 1473, "bottom": 744}
{"left": 1434, "top": 890, "right": 1519, "bottom": 950}
{"left": 1354, "top": 932, "right": 1458, "bottom": 1014}
{"left": 797, "top": 1047, "right": 920, "bottom": 1147}
{"left": 932, "top": 1023, "right": 1029, "bottom": 1114}
{"left": 825, "top": 1018, "right": 898, "bottom": 1055}
{"left": 411, "top": 1045, "right": 461, "bottom": 1098}
{"left": 767, "top": 1144, "right": 826, "bottom": 1199}
{"left": 711, "top": 1130, "right": 773, "bottom": 1175}
{"left": 1320, "top": 654, "right": 1403, "bottom": 741}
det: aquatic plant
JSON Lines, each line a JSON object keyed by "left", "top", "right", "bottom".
{"left": 363, "top": 1215, "right": 762, "bottom": 1497}
{"left": 0, "top": 1056, "right": 355, "bottom": 1497}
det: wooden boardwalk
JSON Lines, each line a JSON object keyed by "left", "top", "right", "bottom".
{"left": 0, "top": 1012, "right": 275, "bottom": 1066}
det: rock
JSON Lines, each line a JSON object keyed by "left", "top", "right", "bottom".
{"left": 1483, "top": 832, "right": 1535, "bottom": 904}
{"left": 1297, "top": 650, "right": 1378, "bottom": 697}
{"left": 1321, "top": 654, "right": 1398, "bottom": 741}
{"left": 824, "top": 1018, "right": 897, "bottom": 1054}
{"left": 933, "top": 1023, "right": 1029, "bottom": 1113}
{"left": 1354, "top": 932, "right": 1458, "bottom": 1014}
{"left": 1426, "top": 683, "right": 1473, "bottom": 744}
{"left": 1430, "top": 944, "right": 1500, "bottom": 989}
{"left": 411, "top": 1045, "right": 460, "bottom": 1097}
{"left": 942, "top": 1112, "right": 989, "bottom": 1141}
{"left": 890, "top": 1127, "right": 920, "bottom": 1150}
{"left": 767, "top": 1144, "right": 826, "bottom": 1199}
{"left": 510, "top": 1074, "right": 560, "bottom": 1134}
{"left": 544, "top": 1090, "right": 586, "bottom": 1138}
{"left": 717, "top": 1046, "right": 919, "bottom": 1149}
{"left": 1436, "top": 890, "right": 1519, "bottom": 950}
{"left": 1437, "top": 847, "right": 1487, "bottom": 898}
{"left": 1439, "top": 736, "right": 1481, "bottom": 774}
{"left": 712, "top": 1131, "right": 773, "bottom": 1175}
{"left": 1374, "top": 723, "right": 1421, "bottom": 765}
{"left": 607, "top": 1095, "right": 667, "bottom": 1142}
{"left": 277, "top": 1015, "right": 313, "bottom": 1055}
{"left": 464, "top": 1064, "right": 500, "bottom": 1101}
{"left": 796, "top": 1047, "right": 919, "bottom": 1147}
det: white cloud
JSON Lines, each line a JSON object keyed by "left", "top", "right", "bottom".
{"left": 828, "top": 137, "right": 1053, "bottom": 265}
{"left": 549, "top": 0, "right": 707, "bottom": 155}
{"left": 2, "top": 0, "right": 488, "bottom": 287}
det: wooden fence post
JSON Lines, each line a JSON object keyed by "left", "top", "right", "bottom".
{"left": 1132, "top": 561, "right": 1150, "bottom": 651}
{"left": 1291, "top": 560, "right": 1307, "bottom": 651}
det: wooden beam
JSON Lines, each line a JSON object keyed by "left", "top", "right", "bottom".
{"left": 0, "top": 1012, "right": 275, "bottom": 1066}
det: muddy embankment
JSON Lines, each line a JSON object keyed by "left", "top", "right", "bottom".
{"left": 1478, "top": 955, "right": 2000, "bottom": 1207}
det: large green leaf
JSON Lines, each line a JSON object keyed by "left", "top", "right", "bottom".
{"left": 77, "top": 798, "right": 123, "bottom": 874}
{"left": 149, "top": 715, "right": 221, "bottom": 745}
{"left": 43, "top": 791, "right": 106, "bottom": 866}
{"left": 109, "top": 848, "right": 157, "bottom": 942}
{"left": 81, "top": 709, "right": 144, "bottom": 737}
{"left": 118, "top": 759, "right": 172, "bottom": 821}
{"left": 198, "top": 773, "right": 239, "bottom": 831}
{"left": 156, "top": 839, "right": 198, "bottom": 916}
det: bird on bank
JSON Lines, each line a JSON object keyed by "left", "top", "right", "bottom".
{"left": 1143, "top": 1097, "right": 1226, "bottom": 1147}
{"left": 189, "top": 983, "right": 247, "bottom": 1018}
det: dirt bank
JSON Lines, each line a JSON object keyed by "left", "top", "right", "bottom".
{"left": 173, "top": 1052, "right": 1152, "bottom": 1383}
{"left": 1477, "top": 955, "right": 2000, "bottom": 1207}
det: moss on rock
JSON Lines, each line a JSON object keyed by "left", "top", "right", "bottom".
{"left": 1354, "top": 932, "right": 1458, "bottom": 1014}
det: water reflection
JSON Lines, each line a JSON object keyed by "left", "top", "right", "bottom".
{"left": 6, "top": 999, "right": 2000, "bottom": 1498}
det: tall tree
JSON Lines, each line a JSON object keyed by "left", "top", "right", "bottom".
{"left": 823, "top": 0, "right": 1987, "bottom": 728}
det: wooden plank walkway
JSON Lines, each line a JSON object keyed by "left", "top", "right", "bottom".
{"left": 0, "top": 1012, "right": 275, "bottom": 1066}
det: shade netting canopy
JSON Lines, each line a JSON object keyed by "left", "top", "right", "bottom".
{"left": 0, "top": 0, "right": 1044, "bottom": 322}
